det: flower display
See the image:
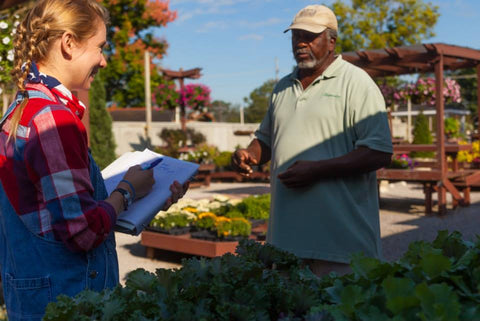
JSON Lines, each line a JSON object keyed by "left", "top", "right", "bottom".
{"left": 177, "top": 83, "right": 211, "bottom": 111}
{"left": 149, "top": 194, "right": 266, "bottom": 239}
{"left": 379, "top": 77, "right": 462, "bottom": 107}
{"left": 388, "top": 153, "right": 417, "bottom": 169}
{"left": 153, "top": 76, "right": 179, "bottom": 110}
{"left": 0, "top": 15, "right": 20, "bottom": 88}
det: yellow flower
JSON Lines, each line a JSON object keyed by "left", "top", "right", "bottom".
{"left": 198, "top": 212, "right": 217, "bottom": 220}
{"left": 183, "top": 207, "right": 198, "bottom": 213}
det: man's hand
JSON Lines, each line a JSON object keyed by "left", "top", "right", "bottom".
{"left": 232, "top": 149, "right": 258, "bottom": 176}
{"left": 277, "top": 160, "right": 318, "bottom": 189}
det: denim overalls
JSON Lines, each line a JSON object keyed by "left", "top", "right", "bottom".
{"left": 0, "top": 89, "right": 119, "bottom": 321}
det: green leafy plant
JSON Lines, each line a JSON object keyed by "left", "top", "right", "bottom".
{"left": 150, "top": 212, "right": 193, "bottom": 231}
{"left": 444, "top": 117, "right": 461, "bottom": 139}
{"left": 43, "top": 231, "right": 480, "bottom": 321}
{"left": 411, "top": 110, "right": 434, "bottom": 158}
{"left": 156, "top": 128, "right": 206, "bottom": 158}
{"left": 194, "top": 212, "right": 217, "bottom": 230}
{"left": 214, "top": 217, "right": 251, "bottom": 238}
{"left": 213, "top": 151, "right": 233, "bottom": 169}
{"left": 235, "top": 194, "right": 271, "bottom": 220}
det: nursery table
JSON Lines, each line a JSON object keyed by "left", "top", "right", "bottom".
{"left": 377, "top": 143, "right": 480, "bottom": 214}
{"left": 141, "top": 222, "right": 267, "bottom": 258}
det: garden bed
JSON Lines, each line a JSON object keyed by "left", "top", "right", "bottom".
{"left": 141, "top": 221, "right": 266, "bottom": 258}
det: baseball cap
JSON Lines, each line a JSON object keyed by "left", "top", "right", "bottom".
{"left": 284, "top": 5, "right": 338, "bottom": 34}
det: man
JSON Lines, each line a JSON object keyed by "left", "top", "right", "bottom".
{"left": 232, "top": 4, "right": 392, "bottom": 276}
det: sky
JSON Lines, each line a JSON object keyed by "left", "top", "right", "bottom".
{"left": 155, "top": 0, "right": 480, "bottom": 107}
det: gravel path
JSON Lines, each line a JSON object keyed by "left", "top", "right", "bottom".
{"left": 116, "top": 181, "right": 480, "bottom": 283}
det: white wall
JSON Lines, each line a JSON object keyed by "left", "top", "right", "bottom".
{"left": 112, "top": 121, "right": 260, "bottom": 156}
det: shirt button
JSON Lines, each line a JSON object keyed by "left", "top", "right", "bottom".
{"left": 89, "top": 270, "right": 98, "bottom": 279}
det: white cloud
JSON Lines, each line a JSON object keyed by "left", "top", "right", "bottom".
{"left": 238, "top": 17, "right": 283, "bottom": 28}
{"left": 238, "top": 33, "right": 263, "bottom": 41}
{"left": 172, "top": 0, "right": 253, "bottom": 23}
{"left": 196, "top": 21, "right": 229, "bottom": 33}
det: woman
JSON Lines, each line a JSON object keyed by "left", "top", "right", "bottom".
{"left": 0, "top": 1, "right": 187, "bottom": 320}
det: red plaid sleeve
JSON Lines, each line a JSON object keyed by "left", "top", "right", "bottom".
{"left": 25, "top": 105, "right": 116, "bottom": 252}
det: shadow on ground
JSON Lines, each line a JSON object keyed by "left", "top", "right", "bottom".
{"left": 122, "top": 241, "right": 196, "bottom": 264}
{"left": 380, "top": 200, "right": 480, "bottom": 262}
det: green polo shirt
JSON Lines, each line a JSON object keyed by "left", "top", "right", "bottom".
{"left": 255, "top": 55, "right": 392, "bottom": 263}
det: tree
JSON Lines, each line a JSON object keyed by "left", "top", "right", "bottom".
{"left": 411, "top": 110, "right": 434, "bottom": 158}
{"left": 243, "top": 79, "right": 276, "bottom": 123}
{"left": 448, "top": 69, "right": 478, "bottom": 116}
{"left": 100, "top": 0, "right": 176, "bottom": 107}
{"left": 89, "top": 71, "right": 117, "bottom": 169}
{"left": 332, "top": 0, "right": 440, "bottom": 52}
{"left": 210, "top": 100, "right": 240, "bottom": 123}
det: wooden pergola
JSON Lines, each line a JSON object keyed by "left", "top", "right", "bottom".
{"left": 343, "top": 43, "right": 480, "bottom": 214}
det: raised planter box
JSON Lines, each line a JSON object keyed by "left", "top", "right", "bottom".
{"left": 141, "top": 223, "right": 267, "bottom": 258}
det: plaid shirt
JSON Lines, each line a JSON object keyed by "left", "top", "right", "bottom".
{"left": 0, "top": 64, "right": 116, "bottom": 252}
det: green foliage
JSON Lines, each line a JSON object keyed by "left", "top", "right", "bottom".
{"left": 195, "top": 212, "right": 217, "bottom": 230}
{"left": 100, "top": 0, "right": 176, "bottom": 107}
{"left": 0, "top": 3, "right": 31, "bottom": 95}
{"left": 43, "top": 231, "right": 480, "bottom": 321}
{"left": 444, "top": 117, "right": 461, "bottom": 139}
{"left": 243, "top": 79, "right": 276, "bottom": 123}
{"left": 211, "top": 194, "right": 270, "bottom": 221}
{"left": 332, "top": 0, "right": 440, "bottom": 52}
{"left": 411, "top": 110, "right": 434, "bottom": 158}
{"left": 451, "top": 68, "right": 478, "bottom": 116}
{"left": 235, "top": 194, "right": 271, "bottom": 220}
{"left": 213, "top": 151, "right": 233, "bottom": 168}
{"left": 215, "top": 217, "right": 251, "bottom": 238}
{"left": 209, "top": 100, "right": 240, "bottom": 122}
{"left": 150, "top": 213, "right": 193, "bottom": 231}
{"left": 156, "top": 128, "right": 206, "bottom": 158}
{"left": 89, "top": 71, "right": 117, "bottom": 169}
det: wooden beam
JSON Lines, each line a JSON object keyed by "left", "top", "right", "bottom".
{"left": 477, "top": 64, "right": 480, "bottom": 132}
{"left": 435, "top": 54, "right": 447, "bottom": 213}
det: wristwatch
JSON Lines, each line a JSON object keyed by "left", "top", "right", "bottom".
{"left": 113, "top": 187, "right": 133, "bottom": 210}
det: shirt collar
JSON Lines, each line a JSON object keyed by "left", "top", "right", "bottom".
{"left": 25, "top": 62, "right": 86, "bottom": 119}
{"left": 290, "top": 54, "right": 344, "bottom": 84}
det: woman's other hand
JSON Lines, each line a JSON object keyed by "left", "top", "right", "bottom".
{"left": 163, "top": 180, "right": 190, "bottom": 210}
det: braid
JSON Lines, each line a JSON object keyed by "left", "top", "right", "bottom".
{"left": 6, "top": 0, "right": 110, "bottom": 143}
{"left": 7, "top": 17, "right": 35, "bottom": 143}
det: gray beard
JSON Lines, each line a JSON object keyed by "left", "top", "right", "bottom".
{"left": 294, "top": 49, "right": 320, "bottom": 69}
{"left": 297, "top": 59, "right": 319, "bottom": 69}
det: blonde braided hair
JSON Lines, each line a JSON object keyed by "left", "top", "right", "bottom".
{"left": 8, "top": 0, "right": 109, "bottom": 142}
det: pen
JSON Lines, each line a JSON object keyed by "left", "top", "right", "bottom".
{"left": 143, "top": 158, "right": 163, "bottom": 170}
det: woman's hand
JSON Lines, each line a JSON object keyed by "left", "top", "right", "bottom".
{"left": 163, "top": 180, "right": 190, "bottom": 210}
{"left": 120, "top": 165, "right": 155, "bottom": 199}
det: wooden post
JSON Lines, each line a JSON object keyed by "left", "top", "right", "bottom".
{"left": 179, "top": 71, "right": 186, "bottom": 132}
{"left": 477, "top": 65, "right": 480, "bottom": 137}
{"left": 407, "top": 97, "right": 412, "bottom": 142}
{"left": 435, "top": 55, "right": 447, "bottom": 214}
{"left": 144, "top": 51, "right": 152, "bottom": 144}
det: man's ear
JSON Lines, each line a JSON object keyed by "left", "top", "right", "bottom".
{"left": 60, "top": 31, "right": 76, "bottom": 59}
{"left": 328, "top": 36, "right": 336, "bottom": 51}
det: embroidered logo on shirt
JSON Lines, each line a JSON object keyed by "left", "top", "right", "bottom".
{"left": 323, "top": 93, "right": 341, "bottom": 98}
